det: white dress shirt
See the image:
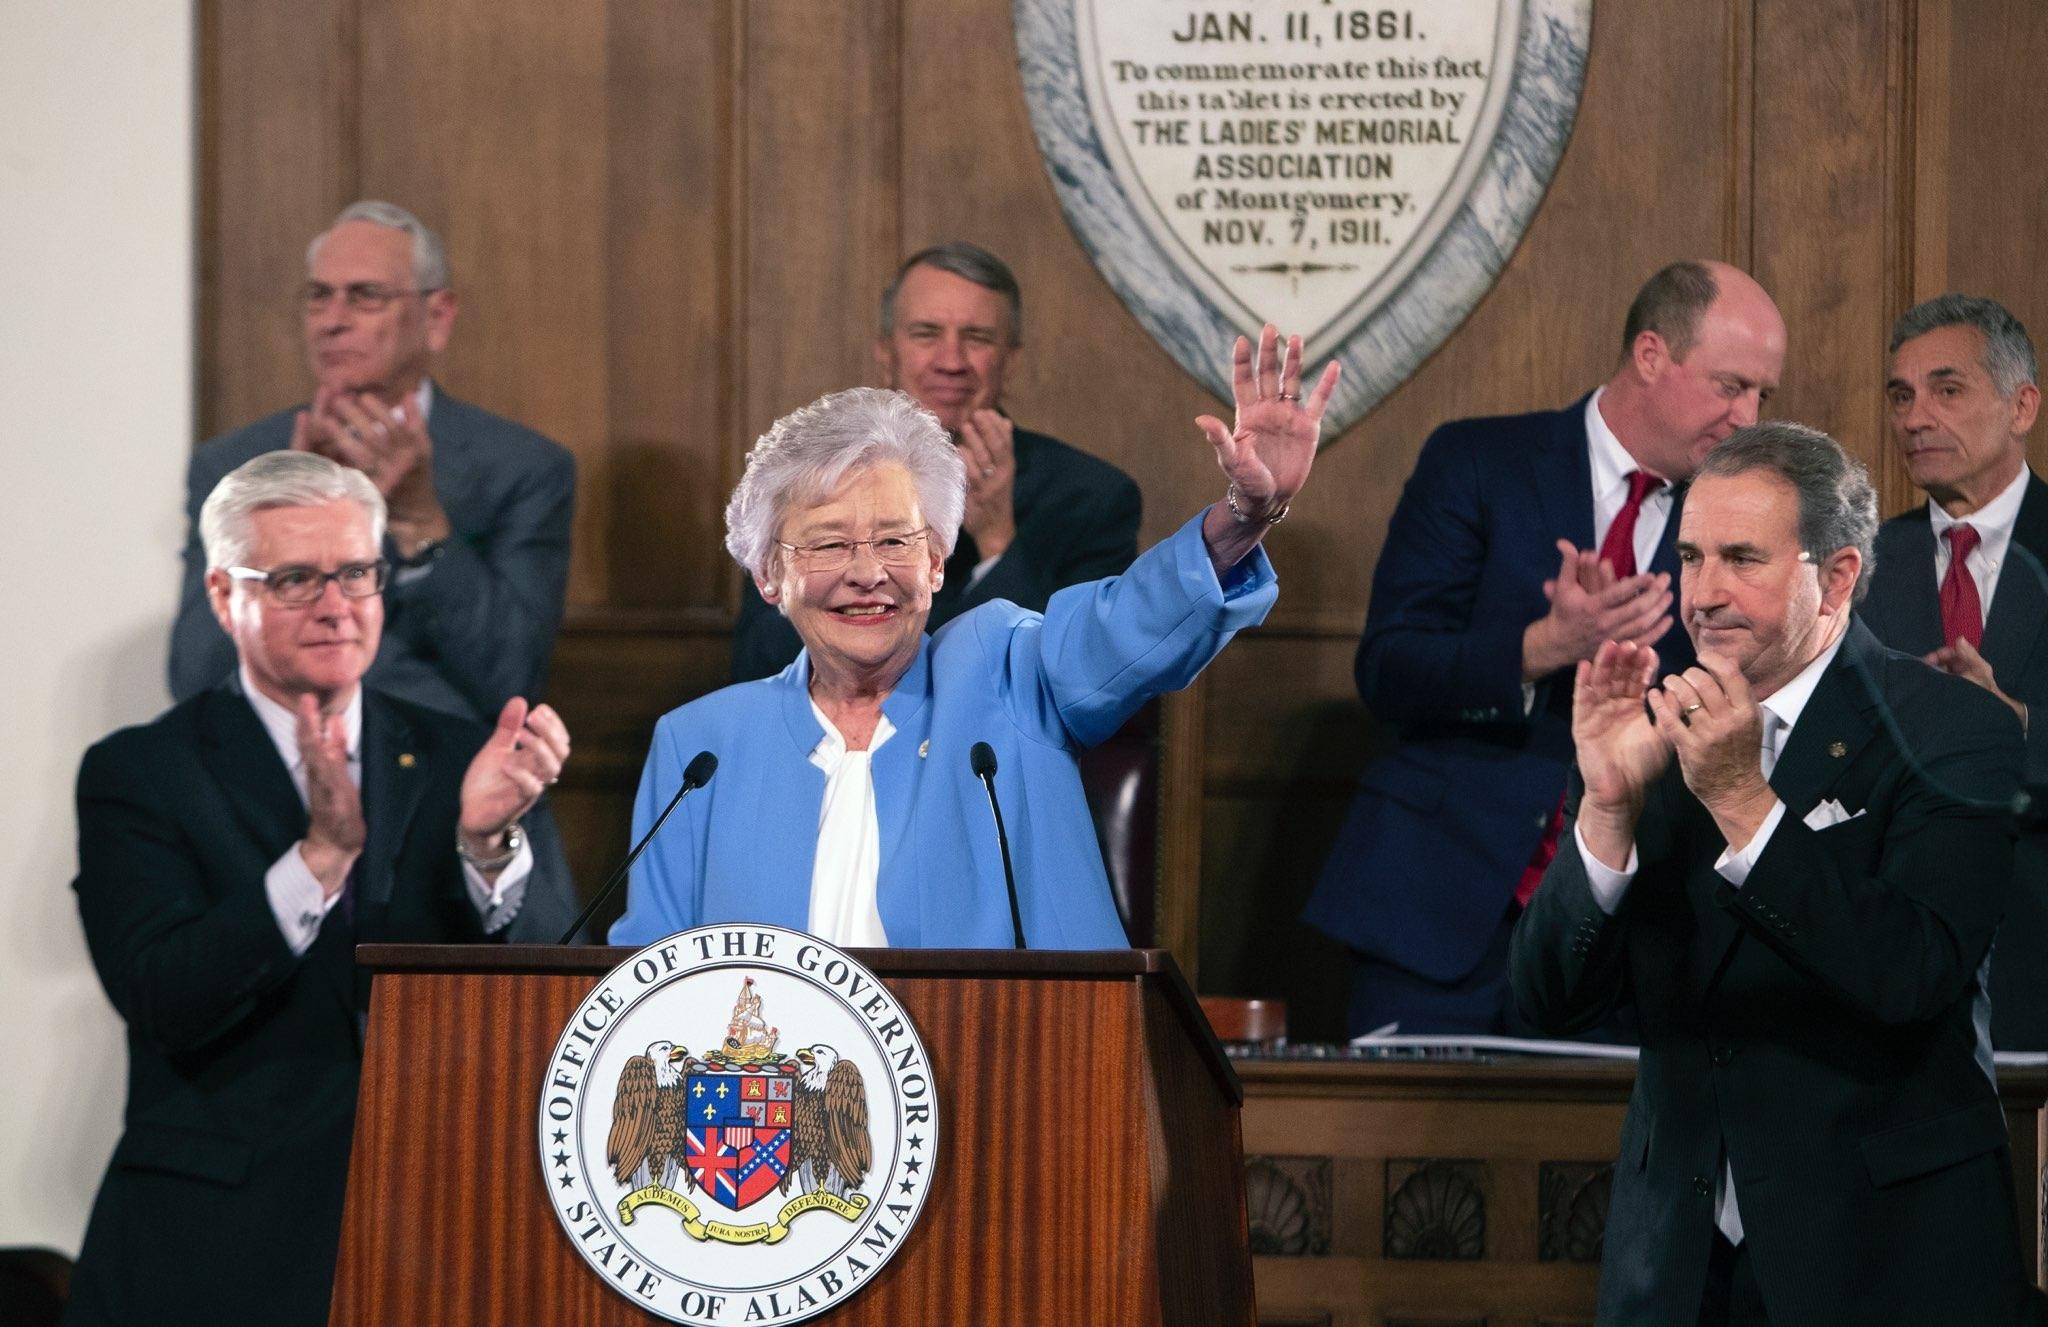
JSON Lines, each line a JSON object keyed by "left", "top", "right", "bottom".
{"left": 244, "top": 666, "right": 528, "bottom": 952}
{"left": 1587, "top": 386, "right": 1678, "bottom": 573}
{"left": 1574, "top": 631, "right": 1847, "bottom": 1243}
{"left": 805, "top": 700, "right": 894, "bottom": 947}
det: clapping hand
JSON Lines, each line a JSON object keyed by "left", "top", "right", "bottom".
{"left": 457, "top": 698, "right": 571, "bottom": 875}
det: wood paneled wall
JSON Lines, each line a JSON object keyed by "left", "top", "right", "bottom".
{"left": 199, "top": 0, "right": 2048, "bottom": 1037}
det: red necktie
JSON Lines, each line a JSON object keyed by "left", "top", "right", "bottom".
{"left": 1597, "top": 470, "right": 1664, "bottom": 580}
{"left": 1516, "top": 470, "right": 1666, "bottom": 908}
{"left": 1940, "top": 524, "right": 1984, "bottom": 650}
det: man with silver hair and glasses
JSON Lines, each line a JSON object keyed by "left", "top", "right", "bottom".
{"left": 612, "top": 326, "right": 1334, "bottom": 947}
{"left": 728, "top": 241, "right": 1141, "bottom": 681}
{"left": 1512, "top": 424, "right": 2033, "bottom": 1325}
{"left": 168, "top": 199, "right": 578, "bottom": 937}
{"left": 70, "top": 451, "right": 571, "bottom": 1326}
{"left": 1863, "top": 293, "right": 2048, "bottom": 1048}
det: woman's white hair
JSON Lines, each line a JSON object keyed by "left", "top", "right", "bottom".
{"left": 724, "top": 387, "right": 966, "bottom": 579}
{"left": 200, "top": 450, "right": 387, "bottom": 570}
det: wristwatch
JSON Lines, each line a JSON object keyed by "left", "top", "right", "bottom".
{"left": 457, "top": 820, "right": 523, "bottom": 872}
{"left": 396, "top": 536, "right": 447, "bottom": 570}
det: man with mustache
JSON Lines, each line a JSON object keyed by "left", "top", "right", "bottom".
{"left": 1511, "top": 424, "right": 2032, "bottom": 1325}
{"left": 70, "top": 450, "right": 571, "bottom": 1325}
{"left": 727, "top": 241, "right": 1141, "bottom": 681}
{"left": 1860, "top": 293, "right": 2048, "bottom": 1047}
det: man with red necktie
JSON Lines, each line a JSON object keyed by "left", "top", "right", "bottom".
{"left": 1862, "top": 293, "right": 2048, "bottom": 1047}
{"left": 1305, "top": 260, "right": 1788, "bottom": 1036}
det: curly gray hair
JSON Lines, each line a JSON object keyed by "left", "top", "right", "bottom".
{"left": 724, "top": 387, "right": 966, "bottom": 580}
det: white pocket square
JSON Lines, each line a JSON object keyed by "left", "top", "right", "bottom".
{"left": 1803, "top": 798, "right": 1865, "bottom": 830}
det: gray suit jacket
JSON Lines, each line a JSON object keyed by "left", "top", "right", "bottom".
{"left": 1861, "top": 470, "right": 2048, "bottom": 1046}
{"left": 168, "top": 386, "right": 581, "bottom": 939}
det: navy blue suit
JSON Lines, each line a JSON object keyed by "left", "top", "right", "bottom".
{"left": 1860, "top": 471, "right": 2048, "bottom": 1046}
{"left": 1303, "top": 400, "right": 1694, "bottom": 1033}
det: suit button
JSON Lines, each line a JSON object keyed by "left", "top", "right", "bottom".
{"left": 1711, "top": 1046, "right": 1732, "bottom": 1066}
{"left": 1693, "top": 1176, "right": 1712, "bottom": 1197}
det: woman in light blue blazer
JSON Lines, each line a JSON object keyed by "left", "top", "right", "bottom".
{"left": 611, "top": 326, "right": 1339, "bottom": 949}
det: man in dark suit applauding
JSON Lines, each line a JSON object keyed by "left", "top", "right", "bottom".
{"left": 1862, "top": 294, "right": 2048, "bottom": 1047}
{"left": 169, "top": 200, "right": 579, "bottom": 937}
{"left": 1512, "top": 424, "right": 2032, "bottom": 1325}
{"left": 1305, "top": 261, "right": 1786, "bottom": 1034}
{"left": 70, "top": 451, "right": 571, "bottom": 1326}
{"left": 729, "top": 242, "right": 1141, "bottom": 680}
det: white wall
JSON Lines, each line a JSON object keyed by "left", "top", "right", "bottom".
{"left": 0, "top": 2, "right": 193, "bottom": 1253}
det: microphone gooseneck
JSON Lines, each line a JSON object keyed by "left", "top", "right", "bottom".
{"left": 555, "top": 750, "right": 718, "bottom": 944}
{"left": 970, "top": 741, "right": 1027, "bottom": 949}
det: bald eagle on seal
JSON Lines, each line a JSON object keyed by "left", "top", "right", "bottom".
{"left": 608, "top": 1040, "right": 688, "bottom": 1191}
{"left": 782, "top": 1045, "right": 870, "bottom": 1200}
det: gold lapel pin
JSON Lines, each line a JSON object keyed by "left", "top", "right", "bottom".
{"left": 918, "top": 740, "right": 930, "bottom": 759}
{"left": 1828, "top": 741, "right": 1846, "bottom": 758}
{"left": 398, "top": 752, "right": 417, "bottom": 768}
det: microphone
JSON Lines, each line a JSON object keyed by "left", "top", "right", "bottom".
{"left": 556, "top": 750, "right": 718, "bottom": 944}
{"left": 970, "top": 741, "right": 1027, "bottom": 949}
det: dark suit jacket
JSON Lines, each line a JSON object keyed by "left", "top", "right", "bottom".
{"left": 727, "top": 426, "right": 1141, "bottom": 681}
{"left": 1510, "top": 622, "right": 2030, "bottom": 1326}
{"left": 1861, "top": 471, "right": 2048, "bottom": 1046}
{"left": 167, "top": 385, "right": 581, "bottom": 940}
{"left": 1303, "top": 400, "right": 1694, "bottom": 984}
{"left": 170, "top": 386, "right": 575, "bottom": 723}
{"left": 66, "top": 685, "right": 498, "bottom": 1327}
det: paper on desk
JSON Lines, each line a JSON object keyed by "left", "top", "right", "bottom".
{"left": 1346, "top": 1036, "right": 2048, "bottom": 1070}
{"left": 1348, "top": 1033, "right": 1639, "bottom": 1059}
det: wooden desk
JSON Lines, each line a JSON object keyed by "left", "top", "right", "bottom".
{"left": 1233, "top": 1054, "right": 2048, "bottom": 1327}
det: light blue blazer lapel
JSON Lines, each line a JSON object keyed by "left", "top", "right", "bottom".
{"left": 756, "top": 658, "right": 830, "bottom": 931}
{"left": 871, "top": 641, "right": 936, "bottom": 946}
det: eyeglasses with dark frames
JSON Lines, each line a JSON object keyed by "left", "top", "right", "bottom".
{"left": 225, "top": 560, "right": 390, "bottom": 605}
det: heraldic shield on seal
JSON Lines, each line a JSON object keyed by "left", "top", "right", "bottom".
{"left": 539, "top": 926, "right": 939, "bottom": 1325}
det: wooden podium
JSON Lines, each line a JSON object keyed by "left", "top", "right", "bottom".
{"left": 330, "top": 945, "right": 1254, "bottom": 1325}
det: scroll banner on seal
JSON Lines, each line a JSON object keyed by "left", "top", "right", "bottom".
{"left": 1015, "top": 0, "right": 1593, "bottom": 438}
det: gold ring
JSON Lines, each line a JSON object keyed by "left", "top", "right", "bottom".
{"left": 1683, "top": 702, "right": 1703, "bottom": 715}
{"left": 1277, "top": 392, "right": 1300, "bottom": 402}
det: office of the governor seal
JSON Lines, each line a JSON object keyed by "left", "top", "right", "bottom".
{"left": 539, "top": 925, "right": 939, "bottom": 1324}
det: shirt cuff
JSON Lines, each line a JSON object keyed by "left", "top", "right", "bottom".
{"left": 267, "top": 843, "right": 342, "bottom": 956}
{"left": 1713, "top": 799, "right": 1787, "bottom": 887}
{"left": 464, "top": 841, "right": 532, "bottom": 934}
{"left": 1575, "top": 820, "right": 1639, "bottom": 916}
